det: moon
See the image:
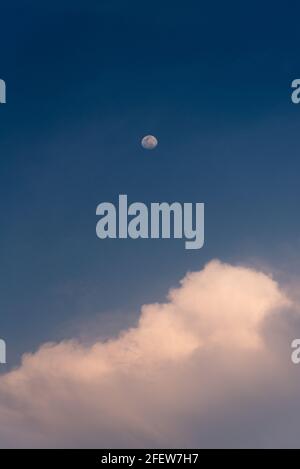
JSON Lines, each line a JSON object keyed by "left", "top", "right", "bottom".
{"left": 141, "top": 135, "right": 158, "bottom": 150}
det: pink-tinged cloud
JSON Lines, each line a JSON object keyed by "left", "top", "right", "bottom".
{"left": 0, "top": 260, "right": 298, "bottom": 448}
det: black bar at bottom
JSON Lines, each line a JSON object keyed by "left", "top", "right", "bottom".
{"left": 0, "top": 448, "right": 297, "bottom": 465}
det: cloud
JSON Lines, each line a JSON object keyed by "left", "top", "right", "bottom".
{"left": 0, "top": 260, "right": 299, "bottom": 448}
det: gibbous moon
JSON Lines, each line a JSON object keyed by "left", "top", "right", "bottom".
{"left": 141, "top": 135, "right": 158, "bottom": 150}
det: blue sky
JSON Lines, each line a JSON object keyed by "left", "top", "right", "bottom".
{"left": 1, "top": 0, "right": 300, "bottom": 366}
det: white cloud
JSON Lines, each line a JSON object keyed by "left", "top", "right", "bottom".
{"left": 0, "top": 260, "right": 298, "bottom": 448}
